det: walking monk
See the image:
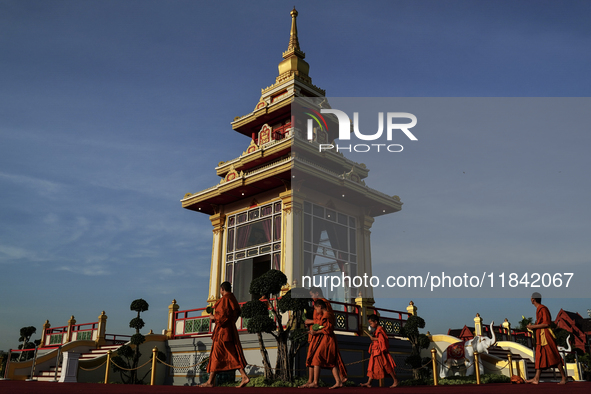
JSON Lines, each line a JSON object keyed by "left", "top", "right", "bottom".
{"left": 307, "top": 287, "right": 348, "bottom": 383}
{"left": 525, "top": 292, "right": 567, "bottom": 385}
{"left": 299, "top": 299, "right": 342, "bottom": 389}
{"left": 360, "top": 315, "right": 398, "bottom": 388}
{"left": 200, "top": 282, "right": 250, "bottom": 388}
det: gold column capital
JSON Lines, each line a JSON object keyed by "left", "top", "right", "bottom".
{"left": 209, "top": 213, "right": 225, "bottom": 229}
{"left": 406, "top": 301, "right": 418, "bottom": 316}
{"left": 166, "top": 299, "right": 180, "bottom": 339}
{"left": 96, "top": 311, "right": 108, "bottom": 347}
{"left": 474, "top": 313, "right": 483, "bottom": 336}
{"left": 66, "top": 315, "right": 76, "bottom": 343}
{"left": 355, "top": 294, "right": 376, "bottom": 335}
{"left": 502, "top": 317, "right": 511, "bottom": 330}
{"left": 41, "top": 320, "right": 51, "bottom": 348}
{"left": 207, "top": 295, "right": 219, "bottom": 303}
{"left": 362, "top": 215, "right": 375, "bottom": 230}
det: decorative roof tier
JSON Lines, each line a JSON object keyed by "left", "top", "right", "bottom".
{"left": 231, "top": 7, "right": 327, "bottom": 141}
{"left": 181, "top": 131, "right": 402, "bottom": 216}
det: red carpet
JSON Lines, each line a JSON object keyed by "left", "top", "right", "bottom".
{"left": 0, "top": 381, "right": 590, "bottom": 394}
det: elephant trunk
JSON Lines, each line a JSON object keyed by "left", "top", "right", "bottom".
{"left": 490, "top": 321, "right": 496, "bottom": 345}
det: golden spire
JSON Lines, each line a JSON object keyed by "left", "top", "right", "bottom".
{"left": 287, "top": 7, "right": 300, "bottom": 53}
{"left": 261, "top": 7, "right": 324, "bottom": 95}
{"left": 282, "top": 7, "right": 305, "bottom": 60}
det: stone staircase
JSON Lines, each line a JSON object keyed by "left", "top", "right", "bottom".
{"left": 488, "top": 345, "right": 567, "bottom": 381}
{"left": 524, "top": 359, "right": 567, "bottom": 382}
{"left": 33, "top": 344, "right": 121, "bottom": 381}
{"left": 35, "top": 366, "right": 61, "bottom": 382}
{"left": 78, "top": 344, "right": 120, "bottom": 361}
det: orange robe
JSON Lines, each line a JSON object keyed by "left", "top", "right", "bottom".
{"left": 305, "top": 302, "right": 324, "bottom": 362}
{"left": 367, "top": 325, "right": 396, "bottom": 379}
{"left": 307, "top": 311, "right": 338, "bottom": 368}
{"left": 534, "top": 304, "right": 561, "bottom": 369}
{"left": 308, "top": 298, "right": 348, "bottom": 378}
{"left": 207, "top": 292, "right": 247, "bottom": 373}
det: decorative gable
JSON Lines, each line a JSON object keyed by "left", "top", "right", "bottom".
{"left": 258, "top": 124, "right": 272, "bottom": 145}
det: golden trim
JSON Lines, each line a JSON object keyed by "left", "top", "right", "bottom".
{"left": 495, "top": 340, "right": 534, "bottom": 358}
{"left": 224, "top": 198, "right": 282, "bottom": 218}
{"left": 430, "top": 334, "right": 461, "bottom": 344}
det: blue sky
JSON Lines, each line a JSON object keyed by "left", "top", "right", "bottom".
{"left": 1, "top": 0, "right": 590, "bottom": 352}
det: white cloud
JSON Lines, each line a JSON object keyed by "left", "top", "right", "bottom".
{"left": 56, "top": 265, "right": 110, "bottom": 276}
{"left": 0, "top": 171, "right": 62, "bottom": 195}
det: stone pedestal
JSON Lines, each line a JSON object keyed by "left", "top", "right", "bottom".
{"left": 58, "top": 352, "right": 80, "bottom": 383}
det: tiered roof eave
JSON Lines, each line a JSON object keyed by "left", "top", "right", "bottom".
{"left": 181, "top": 136, "right": 402, "bottom": 217}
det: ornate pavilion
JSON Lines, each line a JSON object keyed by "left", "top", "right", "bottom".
{"left": 181, "top": 8, "right": 403, "bottom": 307}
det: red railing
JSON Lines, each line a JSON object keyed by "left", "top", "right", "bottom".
{"left": 511, "top": 330, "right": 533, "bottom": 348}
{"left": 72, "top": 322, "right": 98, "bottom": 341}
{"left": 272, "top": 123, "right": 292, "bottom": 140}
{"left": 4, "top": 348, "right": 37, "bottom": 378}
{"left": 372, "top": 306, "right": 411, "bottom": 337}
{"left": 105, "top": 334, "right": 132, "bottom": 345}
{"left": 511, "top": 330, "right": 533, "bottom": 337}
{"left": 251, "top": 124, "right": 292, "bottom": 146}
{"left": 42, "top": 321, "right": 98, "bottom": 347}
{"left": 173, "top": 306, "right": 213, "bottom": 338}
{"left": 173, "top": 299, "right": 285, "bottom": 339}
{"left": 330, "top": 301, "right": 361, "bottom": 334}
{"left": 173, "top": 301, "right": 250, "bottom": 339}
{"left": 43, "top": 325, "right": 68, "bottom": 347}
{"left": 6, "top": 347, "right": 36, "bottom": 360}
{"left": 172, "top": 299, "right": 407, "bottom": 339}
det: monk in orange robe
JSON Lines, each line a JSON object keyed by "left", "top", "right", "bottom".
{"left": 299, "top": 299, "right": 342, "bottom": 389}
{"left": 525, "top": 292, "right": 567, "bottom": 385}
{"left": 306, "top": 288, "right": 348, "bottom": 383}
{"left": 200, "top": 282, "right": 250, "bottom": 388}
{"left": 360, "top": 315, "right": 398, "bottom": 388}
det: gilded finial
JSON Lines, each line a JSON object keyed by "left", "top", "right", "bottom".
{"left": 282, "top": 7, "right": 305, "bottom": 61}
{"left": 288, "top": 7, "right": 300, "bottom": 52}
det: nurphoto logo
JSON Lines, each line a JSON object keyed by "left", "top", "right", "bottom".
{"left": 306, "top": 109, "right": 418, "bottom": 153}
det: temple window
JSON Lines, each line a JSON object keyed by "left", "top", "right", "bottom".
{"left": 303, "top": 201, "right": 358, "bottom": 304}
{"left": 225, "top": 202, "right": 282, "bottom": 302}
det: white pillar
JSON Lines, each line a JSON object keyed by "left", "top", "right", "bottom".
{"left": 207, "top": 213, "right": 225, "bottom": 303}
{"left": 359, "top": 215, "right": 375, "bottom": 299}
{"left": 280, "top": 190, "right": 303, "bottom": 288}
{"left": 58, "top": 352, "right": 80, "bottom": 383}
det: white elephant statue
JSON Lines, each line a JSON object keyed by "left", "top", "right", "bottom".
{"left": 440, "top": 321, "right": 497, "bottom": 378}
{"left": 557, "top": 334, "right": 571, "bottom": 362}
